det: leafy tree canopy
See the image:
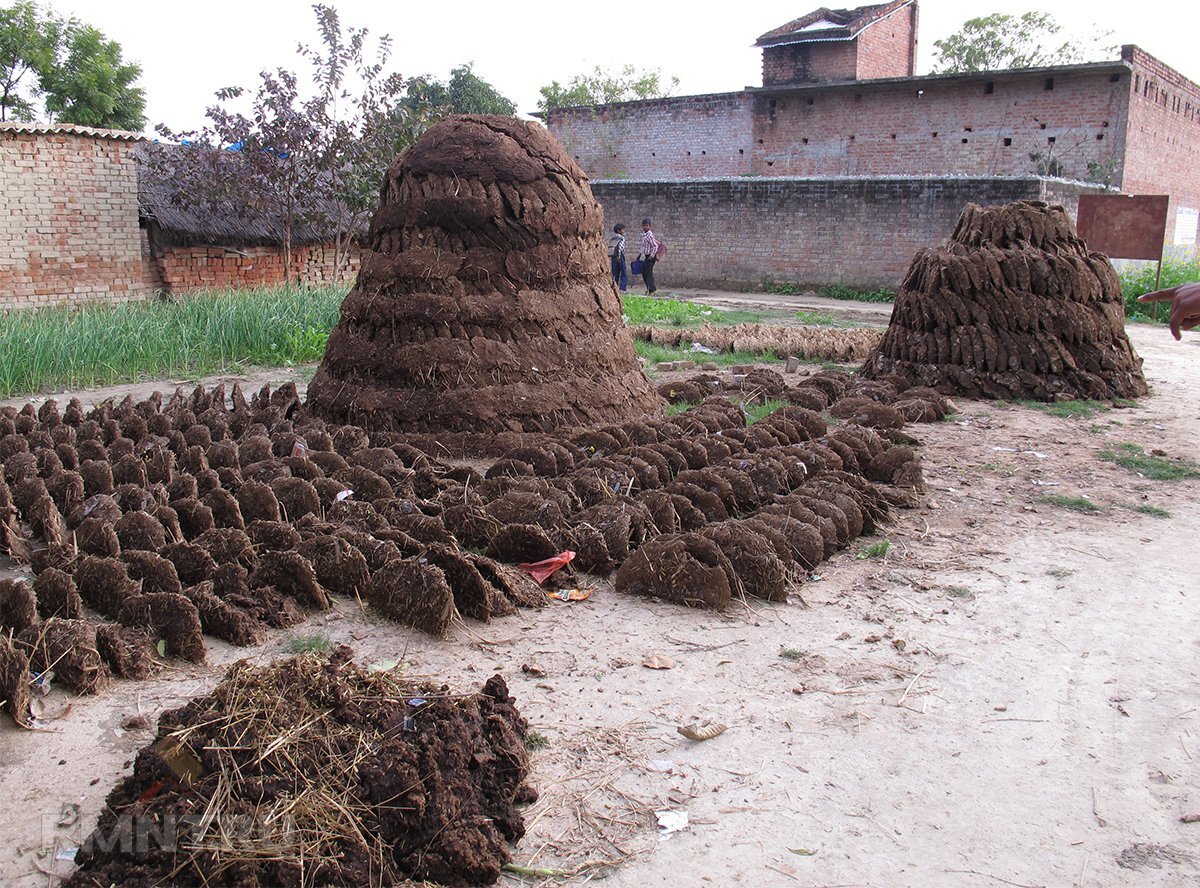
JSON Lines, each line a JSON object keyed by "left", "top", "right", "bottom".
{"left": 538, "top": 64, "right": 680, "bottom": 112}
{"left": 406, "top": 63, "right": 517, "bottom": 117}
{"left": 0, "top": 1, "right": 145, "bottom": 129}
{"left": 932, "top": 12, "right": 1115, "bottom": 73}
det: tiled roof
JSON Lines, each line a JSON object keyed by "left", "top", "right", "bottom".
{"left": 0, "top": 121, "right": 144, "bottom": 141}
{"left": 756, "top": 0, "right": 912, "bottom": 47}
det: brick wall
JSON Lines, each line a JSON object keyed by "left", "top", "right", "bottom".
{"left": 156, "top": 242, "right": 360, "bottom": 292}
{"left": 854, "top": 2, "right": 917, "bottom": 80}
{"left": 762, "top": 42, "right": 859, "bottom": 87}
{"left": 547, "top": 94, "right": 754, "bottom": 180}
{"left": 1121, "top": 46, "right": 1200, "bottom": 247}
{"left": 0, "top": 128, "right": 159, "bottom": 310}
{"left": 593, "top": 176, "right": 1105, "bottom": 290}
{"left": 550, "top": 68, "right": 1129, "bottom": 184}
{"left": 752, "top": 68, "right": 1128, "bottom": 179}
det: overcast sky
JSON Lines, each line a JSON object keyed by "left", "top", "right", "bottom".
{"left": 64, "top": 0, "right": 1199, "bottom": 134}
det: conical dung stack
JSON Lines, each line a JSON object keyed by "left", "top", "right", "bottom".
{"left": 306, "top": 115, "right": 662, "bottom": 434}
{"left": 861, "top": 200, "right": 1148, "bottom": 401}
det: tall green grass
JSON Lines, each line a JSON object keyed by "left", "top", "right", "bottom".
{"left": 1120, "top": 257, "right": 1200, "bottom": 323}
{"left": 0, "top": 285, "right": 347, "bottom": 398}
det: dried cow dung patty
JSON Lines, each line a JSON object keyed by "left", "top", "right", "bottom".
{"left": 305, "top": 115, "right": 662, "bottom": 435}
{"left": 615, "top": 533, "right": 733, "bottom": 609}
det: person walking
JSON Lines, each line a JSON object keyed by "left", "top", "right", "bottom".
{"left": 609, "top": 223, "right": 628, "bottom": 292}
{"left": 638, "top": 218, "right": 660, "bottom": 295}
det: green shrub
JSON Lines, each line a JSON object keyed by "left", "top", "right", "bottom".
{"left": 1119, "top": 257, "right": 1200, "bottom": 323}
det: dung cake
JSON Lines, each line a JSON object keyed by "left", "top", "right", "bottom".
{"left": 860, "top": 200, "right": 1148, "bottom": 401}
{"left": 306, "top": 115, "right": 662, "bottom": 434}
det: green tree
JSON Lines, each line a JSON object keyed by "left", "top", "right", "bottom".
{"left": 0, "top": 2, "right": 144, "bottom": 128}
{"left": 932, "top": 12, "right": 1115, "bottom": 73}
{"left": 41, "top": 22, "right": 145, "bottom": 129}
{"left": 406, "top": 63, "right": 516, "bottom": 116}
{"left": 537, "top": 64, "right": 679, "bottom": 112}
{"left": 0, "top": 1, "right": 56, "bottom": 121}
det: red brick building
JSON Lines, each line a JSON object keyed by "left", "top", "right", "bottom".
{"left": 545, "top": 1, "right": 1200, "bottom": 284}
{"left": 0, "top": 122, "right": 357, "bottom": 309}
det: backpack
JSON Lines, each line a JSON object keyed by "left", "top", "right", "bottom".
{"left": 654, "top": 240, "right": 667, "bottom": 259}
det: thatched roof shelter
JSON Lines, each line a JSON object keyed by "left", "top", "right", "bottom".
{"left": 135, "top": 144, "right": 361, "bottom": 248}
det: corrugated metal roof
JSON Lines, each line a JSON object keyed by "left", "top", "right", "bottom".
{"left": 0, "top": 121, "right": 144, "bottom": 141}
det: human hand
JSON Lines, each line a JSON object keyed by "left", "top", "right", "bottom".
{"left": 1138, "top": 283, "right": 1200, "bottom": 340}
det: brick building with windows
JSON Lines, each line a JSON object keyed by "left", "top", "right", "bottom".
{"left": 544, "top": 1, "right": 1200, "bottom": 288}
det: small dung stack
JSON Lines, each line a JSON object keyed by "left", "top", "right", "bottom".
{"left": 860, "top": 200, "right": 1148, "bottom": 401}
{"left": 306, "top": 114, "right": 662, "bottom": 434}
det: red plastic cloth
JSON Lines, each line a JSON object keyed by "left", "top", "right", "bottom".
{"left": 516, "top": 550, "right": 577, "bottom": 584}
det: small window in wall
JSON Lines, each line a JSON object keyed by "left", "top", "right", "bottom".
{"left": 758, "top": 139, "right": 764, "bottom": 144}
{"left": 1039, "top": 122, "right": 1047, "bottom": 130}
{"left": 984, "top": 81, "right": 995, "bottom": 95}
{"left": 848, "top": 135, "right": 855, "bottom": 141}
{"left": 802, "top": 138, "right": 809, "bottom": 144}
{"left": 891, "top": 133, "right": 897, "bottom": 139}
{"left": 1047, "top": 136, "right": 1056, "bottom": 144}
{"left": 932, "top": 131, "right": 938, "bottom": 138}
{"left": 807, "top": 98, "right": 814, "bottom": 106}
{"left": 964, "top": 126, "right": 973, "bottom": 132}
{"left": 962, "top": 138, "right": 969, "bottom": 144}
{"left": 1044, "top": 78, "right": 1054, "bottom": 90}
{"left": 1096, "top": 133, "right": 1104, "bottom": 141}
{"left": 1110, "top": 73, "right": 1121, "bottom": 83}
{"left": 767, "top": 161, "right": 775, "bottom": 167}
{"left": 1003, "top": 137, "right": 1013, "bottom": 147}
{"left": 855, "top": 93, "right": 863, "bottom": 101}
{"left": 738, "top": 149, "right": 744, "bottom": 154}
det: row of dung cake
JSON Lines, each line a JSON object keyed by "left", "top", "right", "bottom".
{"left": 441, "top": 381, "right": 935, "bottom": 607}
{"left": 0, "top": 384, "right": 556, "bottom": 721}
{"left": 657, "top": 366, "right": 954, "bottom": 427}
{"left": 861, "top": 200, "right": 1148, "bottom": 401}
{"left": 628, "top": 322, "right": 882, "bottom": 363}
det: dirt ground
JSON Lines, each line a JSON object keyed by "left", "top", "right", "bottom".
{"left": 1, "top": 321, "right": 1198, "bottom": 888}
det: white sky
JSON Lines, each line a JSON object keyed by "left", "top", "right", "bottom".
{"left": 64, "top": 0, "right": 1199, "bottom": 134}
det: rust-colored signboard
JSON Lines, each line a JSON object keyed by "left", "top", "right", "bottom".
{"left": 1076, "top": 194, "right": 1169, "bottom": 260}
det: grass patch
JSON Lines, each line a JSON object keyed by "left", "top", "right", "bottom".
{"left": 1046, "top": 568, "right": 1075, "bottom": 579}
{"left": 0, "top": 284, "right": 346, "bottom": 398}
{"left": 945, "top": 585, "right": 974, "bottom": 599}
{"left": 795, "top": 310, "right": 844, "bottom": 327}
{"left": 622, "top": 295, "right": 765, "bottom": 327}
{"left": 1127, "top": 503, "right": 1172, "bottom": 519}
{"left": 1099, "top": 443, "right": 1200, "bottom": 480}
{"left": 1017, "top": 399, "right": 1111, "bottom": 419}
{"left": 819, "top": 283, "right": 896, "bottom": 303}
{"left": 764, "top": 282, "right": 895, "bottom": 303}
{"left": 745, "top": 399, "right": 788, "bottom": 424}
{"left": 283, "top": 633, "right": 333, "bottom": 654}
{"left": 856, "top": 540, "right": 891, "bottom": 560}
{"left": 779, "top": 647, "right": 805, "bottom": 661}
{"left": 665, "top": 401, "right": 697, "bottom": 416}
{"left": 524, "top": 730, "right": 550, "bottom": 751}
{"left": 1119, "top": 256, "right": 1200, "bottom": 323}
{"left": 1039, "top": 494, "right": 1103, "bottom": 514}
{"left": 636, "top": 341, "right": 783, "bottom": 369}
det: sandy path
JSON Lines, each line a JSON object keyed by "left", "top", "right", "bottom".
{"left": 1, "top": 325, "right": 1198, "bottom": 887}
